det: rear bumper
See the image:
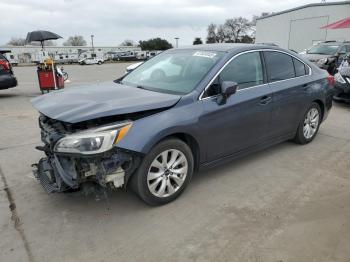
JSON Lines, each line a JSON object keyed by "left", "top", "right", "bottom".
{"left": 0, "top": 74, "right": 17, "bottom": 89}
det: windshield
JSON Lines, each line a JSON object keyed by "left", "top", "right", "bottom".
{"left": 121, "top": 49, "right": 224, "bottom": 95}
{"left": 307, "top": 45, "right": 339, "bottom": 55}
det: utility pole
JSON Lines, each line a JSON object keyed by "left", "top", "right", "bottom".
{"left": 91, "top": 34, "right": 95, "bottom": 54}
{"left": 174, "top": 37, "right": 179, "bottom": 48}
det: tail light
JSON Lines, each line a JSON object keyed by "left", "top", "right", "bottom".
{"left": 0, "top": 59, "right": 11, "bottom": 72}
{"left": 327, "top": 75, "right": 335, "bottom": 87}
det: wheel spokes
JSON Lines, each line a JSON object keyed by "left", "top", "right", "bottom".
{"left": 148, "top": 171, "right": 163, "bottom": 180}
{"left": 149, "top": 177, "right": 163, "bottom": 191}
{"left": 147, "top": 149, "right": 188, "bottom": 198}
{"left": 303, "top": 108, "right": 320, "bottom": 139}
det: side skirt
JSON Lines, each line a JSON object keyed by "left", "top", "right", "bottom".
{"left": 198, "top": 132, "right": 295, "bottom": 171}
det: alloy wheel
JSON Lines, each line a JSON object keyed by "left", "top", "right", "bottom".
{"left": 303, "top": 108, "right": 320, "bottom": 139}
{"left": 147, "top": 149, "right": 188, "bottom": 198}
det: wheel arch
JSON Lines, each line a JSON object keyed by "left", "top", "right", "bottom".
{"left": 312, "top": 99, "right": 325, "bottom": 121}
{"left": 157, "top": 132, "right": 201, "bottom": 171}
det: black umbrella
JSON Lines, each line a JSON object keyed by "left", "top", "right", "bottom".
{"left": 25, "top": 30, "right": 62, "bottom": 49}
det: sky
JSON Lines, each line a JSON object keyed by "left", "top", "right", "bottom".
{"left": 0, "top": 0, "right": 341, "bottom": 47}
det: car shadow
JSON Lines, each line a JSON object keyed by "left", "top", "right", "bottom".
{"left": 46, "top": 141, "right": 297, "bottom": 214}
{"left": 333, "top": 100, "right": 350, "bottom": 109}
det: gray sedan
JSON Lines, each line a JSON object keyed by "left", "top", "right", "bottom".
{"left": 32, "top": 44, "right": 334, "bottom": 205}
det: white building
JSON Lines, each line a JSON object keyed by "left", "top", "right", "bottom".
{"left": 256, "top": 1, "right": 350, "bottom": 52}
{"left": 0, "top": 45, "right": 141, "bottom": 64}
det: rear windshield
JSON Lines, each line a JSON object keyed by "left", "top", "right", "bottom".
{"left": 307, "top": 45, "right": 339, "bottom": 55}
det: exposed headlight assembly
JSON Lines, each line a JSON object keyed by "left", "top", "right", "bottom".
{"left": 54, "top": 122, "right": 132, "bottom": 155}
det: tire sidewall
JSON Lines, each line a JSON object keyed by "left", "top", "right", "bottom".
{"left": 134, "top": 139, "right": 194, "bottom": 205}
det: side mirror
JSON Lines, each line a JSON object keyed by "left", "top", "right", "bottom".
{"left": 217, "top": 81, "right": 238, "bottom": 105}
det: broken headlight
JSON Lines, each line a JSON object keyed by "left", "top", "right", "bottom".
{"left": 54, "top": 122, "right": 132, "bottom": 155}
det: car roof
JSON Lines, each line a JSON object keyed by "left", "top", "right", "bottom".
{"left": 176, "top": 43, "right": 284, "bottom": 53}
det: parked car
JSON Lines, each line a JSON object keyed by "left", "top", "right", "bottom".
{"left": 32, "top": 44, "right": 334, "bottom": 205}
{"left": 79, "top": 57, "right": 104, "bottom": 65}
{"left": 0, "top": 52, "right": 17, "bottom": 90}
{"left": 334, "top": 55, "right": 350, "bottom": 102}
{"left": 300, "top": 41, "right": 350, "bottom": 75}
{"left": 4, "top": 53, "right": 19, "bottom": 66}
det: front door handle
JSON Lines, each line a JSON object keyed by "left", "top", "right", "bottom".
{"left": 260, "top": 96, "right": 272, "bottom": 105}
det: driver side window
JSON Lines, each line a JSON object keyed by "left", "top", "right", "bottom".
{"left": 203, "top": 52, "right": 264, "bottom": 98}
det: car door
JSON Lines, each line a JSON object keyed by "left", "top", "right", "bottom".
{"left": 200, "top": 51, "right": 273, "bottom": 162}
{"left": 263, "top": 51, "right": 311, "bottom": 138}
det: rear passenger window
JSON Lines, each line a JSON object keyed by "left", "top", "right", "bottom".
{"left": 219, "top": 52, "right": 264, "bottom": 90}
{"left": 264, "top": 51, "right": 295, "bottom": 82}
{"left": 293, "top": 58, "right": 307, "bottom": 77}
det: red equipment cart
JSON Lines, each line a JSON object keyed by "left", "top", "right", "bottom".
{"left": 37, "top": 59, "right": 64, "bottom": 94}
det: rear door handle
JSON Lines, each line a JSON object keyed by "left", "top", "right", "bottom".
{"left": 260, "top": 96, "right": 272, "bottom": 105}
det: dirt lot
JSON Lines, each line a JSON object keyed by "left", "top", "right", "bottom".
{"left": 1, "top": 63, "right": 350, "bottom": 262}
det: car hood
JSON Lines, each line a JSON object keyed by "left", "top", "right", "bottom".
{"left": 301, "top": 53, "right": 332, "bottom": 62}
{"left": 31, "top": 81, "right": 181, "bottom": 123}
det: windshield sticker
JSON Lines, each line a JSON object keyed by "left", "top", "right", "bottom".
{"left": 193, "top": 51, "right": 217, "bottom": 59}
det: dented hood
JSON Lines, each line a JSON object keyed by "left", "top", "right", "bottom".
{"left": 31, "top": 82, "right": 181, "bottom": 123}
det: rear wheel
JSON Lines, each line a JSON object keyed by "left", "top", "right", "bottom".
{"left": 131, "top": 138, "right": 194, "bottom": 205}
{"left": 294, "top": 102, "right": 321, "bottom": 144}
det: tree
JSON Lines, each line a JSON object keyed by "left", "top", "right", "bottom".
{"left": 224, "top": 17, "right": 251, "bottom": 43}
{"left": 139, "top": 38, "right": 172, "bottom": 51}
{"left": 7, "top": 37, "right": 26, "bottom": 46}
{"left": 120, "top": 39, "right": 135, "bottom": 46}
{"left": 63, "top": 35, "right": 87, "bottom": 46}
{"left": 239, "top": 35, "right": 254, "bottom": 43}
{"left": 193, "top": 37, "right": 203, "bottom": 45}
{"left": 217, "top": 24, "right": 229, "bottom": 43}
{"left": 206, "top": 23, "right": 218, "bottom": 43}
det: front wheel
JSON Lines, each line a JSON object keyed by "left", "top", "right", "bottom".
{"left": 131, "top": 138, "right": 194, "bottom": 205}
{"left": 294, "top": 102, "right": 321, "bottom": 144}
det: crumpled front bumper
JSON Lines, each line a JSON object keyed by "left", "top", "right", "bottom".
{"left": 32, "top": 149, "right": 140, "bottom": 193}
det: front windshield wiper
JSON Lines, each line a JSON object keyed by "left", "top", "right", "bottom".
{"left": 136, "top": 85, "right": 150, "bottom": 90}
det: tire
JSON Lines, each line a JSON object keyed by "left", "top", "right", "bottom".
{"left": 131, "top": 138, "right": 194, "bottom": 206}
{"left": 294, "top": 102, "right": 322, "bottom": 144}
{"left": 98, "top": 61, "right": 102, "bottom": 65}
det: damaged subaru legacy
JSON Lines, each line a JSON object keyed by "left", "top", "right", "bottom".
{"left": 32, "top": 44, "right": 334, "bottom": 205}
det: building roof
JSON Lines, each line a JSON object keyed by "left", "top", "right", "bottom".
{"left": 257, "top": 1, "right": 350, "bottom": 20}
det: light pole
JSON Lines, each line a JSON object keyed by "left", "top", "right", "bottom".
{"left": 91, "top": 34, "right": 95, "bottom": 54}
{"left": 174, "top": 37, "right": 179, "bottom": 48}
